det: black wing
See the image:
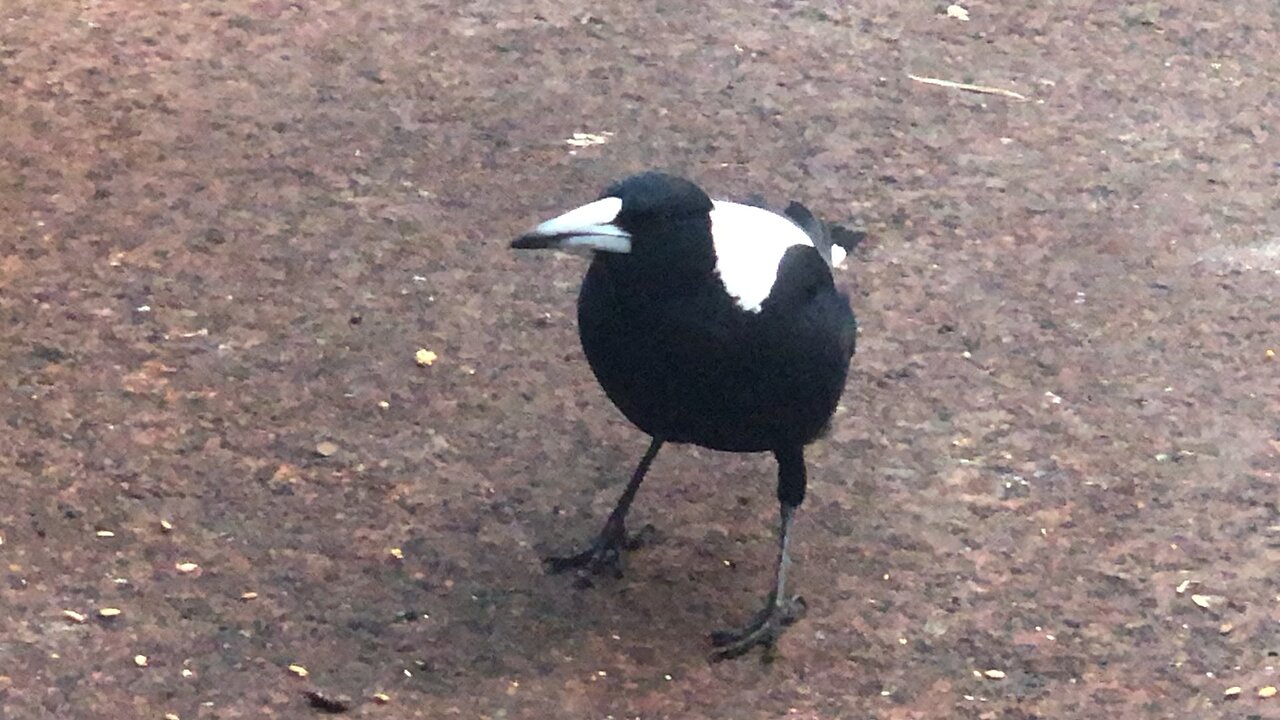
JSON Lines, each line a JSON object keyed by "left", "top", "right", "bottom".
{"left": 784, "top": 201, "right": 866, "bottom": 267}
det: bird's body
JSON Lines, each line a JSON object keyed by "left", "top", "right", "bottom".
{"left": 578, "top": 203, "right": 855, "bottom": 452}
{"left": 512, "top": 172, "right": 859, "bottom": 660}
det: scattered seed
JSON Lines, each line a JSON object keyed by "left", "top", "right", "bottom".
{"left": 164, "top": 714, "right": 180, "bottom": 720}
{"left": 315, "top": 441, "right": 340, "bottom": 457}
{"left": 1175, "top": 579, "right": 1197, "bottom": 594}
{"left": 1191, "top": 594, "right": 1223, "bottom": 609}
{"left": 98, "top": 607, "right": 122, "bottom": 618}
{"left": 377, "top": 400, "right": 390, "bottom": 409}
{"left": 1224, "top": 686, "right": 1242, "bottom": 698}
{"left": 181, "top": 668, "right": 194, "bottom": 678}
{"left": 415, "top": 348, "right": 438, "bottom": 367}
{"left": 95, "top": 530, "right": 115, "bottom": 538}
{"left": 240, "top": 591, "right": 259, "bottom": 600}
{"left": 388, "top": 547, "right": 404, "bottom": 560}
{"left": 160, "top": 520, "right": 174, "bottom": 532}
{"left": 372, "top": 692, "right": 391, "bottom": 704}
{"left": 62, "top": 610, "right": 86, "bottom": 624}
{"left": 1266, "top": 349, "right": 1276, "bottom": 360}
{"left": 134, "top": 654, "right": 148, "bottom": 667}
{"left": 983, "top": 669, "right": 1007, "bottom": 679}
{"left": 1219, "top": 622, "right": 1234, "bottom": 634}
{"left": 288, "top": 664, "right": 309, "bottom": 678}
{"left": 945, "top": 4, "right": 970, "bottom": 21}
{"left": 1260, "top": 686, "right": 1277, "bottom": 698}
{"left": 175, "top": 562, "right": 199, "bottom": 574}
{"left": 304, "top": 689, "right": 351, "bottom": 713}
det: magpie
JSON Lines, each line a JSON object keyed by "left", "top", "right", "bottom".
{"left": 512, "top": 171, "right": 858, "bottom": 660}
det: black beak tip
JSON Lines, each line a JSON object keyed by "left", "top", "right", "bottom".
{"left": 511, "top": 233, "right": 550, "bottom": 250}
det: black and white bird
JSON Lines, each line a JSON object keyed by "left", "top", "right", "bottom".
{"left": 512, "top": 172, "right": 859, "bottom": 660}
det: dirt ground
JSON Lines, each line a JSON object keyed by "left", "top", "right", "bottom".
{"left": 2, "top": 1, "right": 1278, "bottom": 718}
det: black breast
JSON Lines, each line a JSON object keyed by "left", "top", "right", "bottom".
{"left": 577, "top": 246, "right": 855, "bottom": 453}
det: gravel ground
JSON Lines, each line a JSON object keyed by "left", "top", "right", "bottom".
{"left": 2, "top": 1, "right": 1279, "bottom": 718}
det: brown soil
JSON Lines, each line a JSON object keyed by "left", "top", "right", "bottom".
{"left": 2, "top": 1, "right": 1278, "bottom": 718}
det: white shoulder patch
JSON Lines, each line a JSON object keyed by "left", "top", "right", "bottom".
{"left": 709, "top": 200, "right": 814, "bottom": 312}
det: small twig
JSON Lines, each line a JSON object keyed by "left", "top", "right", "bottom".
{"left": 907, "top": 74, "right": 1029, "bottom": 101}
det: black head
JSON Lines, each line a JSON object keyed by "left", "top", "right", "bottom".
{"left": 603, "top": 172, "right": 712, "bottom": 234}
{"left": 512, "top": 172, "right": 716, "bottom": 273}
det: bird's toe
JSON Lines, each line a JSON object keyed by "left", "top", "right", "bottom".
{"left": 544, "top": 522, "right": 656, "bottom": 583}
{"left": 709, "top": 595, "right": 806, "bottom": 661}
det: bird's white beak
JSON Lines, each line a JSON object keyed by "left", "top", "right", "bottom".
{"left": 511, "top": 197, "right": 632, "bottom": 254}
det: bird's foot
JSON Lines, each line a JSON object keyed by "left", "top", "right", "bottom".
{"left": 709, "top": 593, "right": 807, "bottom": 662}
{"left": 543, "top": 520, "right": 656, "bottom": 587}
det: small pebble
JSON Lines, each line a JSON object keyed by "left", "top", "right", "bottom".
{"left": 415, "top": 348, "right": 438, "bottom": 366}
{"left": 1260, "top": 686, "right": 1277, "bottom": 698}
{"left": 315, "top": 441, "right": 340, "bottom": 457}
{"left": 1224, "top": 686, "right": 1242, "bottom": 698}
{"left": 133, "top": 654, "right": 148, "bottom": 667}
{"left": 388, "top": 547, "right": 404, "bottom": 560}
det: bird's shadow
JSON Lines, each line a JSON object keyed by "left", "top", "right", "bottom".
{"left": 324, "top": 479, "right": 764, "bottom": 699}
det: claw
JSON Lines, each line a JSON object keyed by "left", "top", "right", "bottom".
{"left": 543, "top": 522, "right": 656, "bottom": 585}
{"left": 709, "top": 595, "right": 806, "bottom": 662}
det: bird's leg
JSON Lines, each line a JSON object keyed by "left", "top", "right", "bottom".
{"left": 709, "top": 503, "right": 806, "bottom": 660}
{"left": 710, "top": 447, "right": 807, "bottom": 661}
{"left": 544, "top": 437, "right": 663, "bottom": 584}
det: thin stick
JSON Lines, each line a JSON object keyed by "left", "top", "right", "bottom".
{"left": 908, "top": 74, "right": 1029, "bottom": 101}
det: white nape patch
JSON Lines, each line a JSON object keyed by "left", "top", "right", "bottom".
{"left": 533, "top": 196, "right": 631, "bottom": 253}
{"left": 709, "top": 200, "right": 814, "bottom": 312}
